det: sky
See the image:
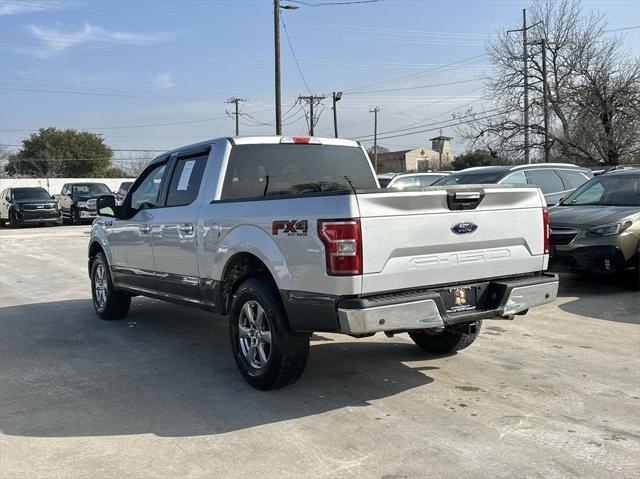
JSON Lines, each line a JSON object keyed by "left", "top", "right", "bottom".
{"left": 1, "top": 0, "right": 638, "bottom": 162}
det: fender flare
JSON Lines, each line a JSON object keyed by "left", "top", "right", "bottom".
{"left": 214, "top": 224, "right": 292, "bottom": 291}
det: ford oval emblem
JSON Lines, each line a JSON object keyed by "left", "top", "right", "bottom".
{"left": 451, "top": 221, "right": 478, "bottom": 235}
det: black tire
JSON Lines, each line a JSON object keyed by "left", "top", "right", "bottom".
{"left": 409, "top": 321, "right": 482, "bottom": 354}
{"left": 9, "top": 211, "right": 20, "bottom": 228}
{"left": 90, "top": 252, "right": 131, "bottom": 320}
{"left": 0, "top": 217, "right": 5, "bottom": 227}
{"left": 229, "top": 277, "right": 309, "bottom": 390}
{"left": 71, "top": 207, "right": 81, "bottom": 225}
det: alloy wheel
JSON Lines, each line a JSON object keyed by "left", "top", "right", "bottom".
{"left": 238, "top": 300, "right": 272, "bottom": 369}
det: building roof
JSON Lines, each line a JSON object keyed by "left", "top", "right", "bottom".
{"left": 429, "top": 135, "right": 453, "bottom": 141}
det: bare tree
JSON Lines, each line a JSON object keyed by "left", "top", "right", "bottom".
{"left": 458, "top": 0, "right": 640, "bottom": 165}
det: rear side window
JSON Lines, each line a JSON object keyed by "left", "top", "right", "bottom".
{"left": 527, "top": 169, "right": 564, "bottom": 194}
{"left": 221, "top": 144, "right": 377, "bottom": 200}
{"left": 166, "top": 154, "right": 208, "bottom": 207}
{"left": 391, "top": 176, "right": 417, "bottom": 188}
{"left": 501, "top": 171, "right": 528, "bottom": 185}
{"left": 417, "top": 175, "right": 443, "bottom": 186}
{"left": 557, "top": 170, "right": 588, "bottom": 189}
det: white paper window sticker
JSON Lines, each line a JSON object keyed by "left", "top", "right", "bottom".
{"left": 177, "top": 160, "right": 196, "bottom": 191}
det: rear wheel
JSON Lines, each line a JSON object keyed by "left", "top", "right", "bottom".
{"left": 229, "top": 277, "right": 309, "bottom": 390}
{"left": 91, "top": 252, "right": 131, "bottom": 320}
{"left": 409, "top": 321, "right": 482, "bottom": 354}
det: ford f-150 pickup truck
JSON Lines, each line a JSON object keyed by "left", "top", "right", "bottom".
{"left": 89, "top": 136, "right": 559, "bottom": 390}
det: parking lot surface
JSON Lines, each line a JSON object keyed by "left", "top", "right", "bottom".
{"left": 1, "top": 225, "right": 639, "bottom": 479}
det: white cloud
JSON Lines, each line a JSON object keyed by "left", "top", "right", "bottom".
{"left": 26, "top": 22, "right": 175, "bottom": 54}
{"left": 153, "top": 73, "right": 175, "bottom": 90}
{"left": 0, "top": 0, "right": 69, "bottom": 15}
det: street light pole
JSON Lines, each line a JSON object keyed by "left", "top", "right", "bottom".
{"left": 332, "top": 91, "right": 342, "bottom": 138}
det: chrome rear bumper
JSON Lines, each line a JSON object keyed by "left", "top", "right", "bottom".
{"left": 337, "top": 274, "right": 559, "bottom": 335}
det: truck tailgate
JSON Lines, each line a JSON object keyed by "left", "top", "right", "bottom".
{"left": 357, "top": 186, "right": 547, "bottom": 294}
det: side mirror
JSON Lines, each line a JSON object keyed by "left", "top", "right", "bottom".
{"left": 96, "top": 195, "right": 119, "bottom": 218}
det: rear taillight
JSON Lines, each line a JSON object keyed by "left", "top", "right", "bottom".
{"left": 318, "top": 219, "right": 362, "bottom": 276}
{"left": 543, "top": 208, "right": 550, "bottom": 254}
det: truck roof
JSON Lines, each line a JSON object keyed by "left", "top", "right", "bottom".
{"left": 153, "top": 136, "right": 362, "bottom": 164}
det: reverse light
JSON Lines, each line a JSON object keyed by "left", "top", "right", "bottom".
{"left": 543, "top": 208, "right": 550, "bottom": 254}
{"left": 586, "top": 221, "right": 632, "bottom": 237}
{"left": 318, "top": 219, "right": 362, "bottom": 276}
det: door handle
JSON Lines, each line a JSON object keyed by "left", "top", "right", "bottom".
{"left": 139, "top": 225, "right": 151, "bottom": 234}
{"left": 179, "top": 224, "right": 194, "bottom": 234}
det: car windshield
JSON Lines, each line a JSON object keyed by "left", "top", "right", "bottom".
{"left": 12, "top": 188, "right": 51, "bottom": 201}
{"left": 71, "top": 184, "right": 111, "bottom": 195}
{"left": 561, "top": 175, "right": 640, "bottom": 206}
{"left": 433, "top": 171, "right": 505, "bottom": 185}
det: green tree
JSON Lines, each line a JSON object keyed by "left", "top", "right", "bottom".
{"left": 451, "top": 149, "right": 509, "bottom": 170}
{"left": 5, "top": 128, "right": 112, "bottom": 177}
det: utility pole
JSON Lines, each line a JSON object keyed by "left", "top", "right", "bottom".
{"left": 522, "top": 9, "right": 530, "bottom": 165}
{"left": 541, "top": 38, "right": 550, "bottom": 163}
{"left": 298, "top": 95, "right": 326, "bottom": 136}
{"left": 225, "top": 97, "right": 246, "bottom": 136}
{"left": 370, "top": 107, "right": 380, "bottom": 172}
{"left": 507, "top": 9, "right": 541, "bottom": 165}
{"left": 273, "top": 1, "right": 299, "bottom": 136}
{"left": 274, "top": 0, "right": 282, "bottom": 135}
{"left": 332, "top": 91, "right": 342, "bottom": 138}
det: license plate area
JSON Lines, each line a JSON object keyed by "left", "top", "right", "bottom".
{"left": 440, "top": 286, "right": 478, "bottom": 313}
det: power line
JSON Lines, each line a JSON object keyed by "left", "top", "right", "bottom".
{"left": 288, "top": 0, "right": 382, "bottom": 6}
{"left": 342, "top": 54, "right": 487, "bottom": 93}
{"left": 280, "top": 13, "right": 312, "bottom": 95}
{"left": 352, "top": 107, "right": 506, "bottom": 140}
{"left": 345, "top": 78, "right": 479, "bottom": 95}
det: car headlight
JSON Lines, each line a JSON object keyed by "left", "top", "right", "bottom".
{"left": 76, "top": 201, "right": 87, "bottom": 208}
{"left": 585, "top": 221, "right": 633, "bottom": 237}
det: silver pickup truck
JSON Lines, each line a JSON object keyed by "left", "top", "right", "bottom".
{"left": 90, "top": 136, "right": 559, "bottom": 389}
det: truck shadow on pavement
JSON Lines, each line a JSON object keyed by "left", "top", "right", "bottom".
{"left": 556, "top": 273, "right": 639, "bottom": 323}
{"left": 0, "top": 298, "right": 437, "bottom": 438}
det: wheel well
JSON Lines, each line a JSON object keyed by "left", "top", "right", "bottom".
{"left": 220, "top": 253, "right": 276, "bottom": 314}
{"left": 88, "top": 241, "right": 104, "bottom": 274}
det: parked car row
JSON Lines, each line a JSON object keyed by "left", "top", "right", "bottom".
{"left": 0, "top": 181, "right": 131, "bottom": 228}
{"left": 380, "top": 163, "right": 638, "bottom": 287}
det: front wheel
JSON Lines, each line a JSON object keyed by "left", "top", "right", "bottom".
{"left": 91, "top": 252, "right": 131, "bottom": 320}
{"left": 229, "top": 277, "right": 309, "bottom": 390}
{"left": 71, "top": 207, "right": 81, "bottom": 225}
{"left": 9, "top": 211, "right": 20, "bottom": 228}
{"left": 409, "top": 321, "right": 482, "bottom": 354}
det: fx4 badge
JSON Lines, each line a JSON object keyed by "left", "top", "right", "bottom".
{"left": 272, "top": 220, "right": 308, "bottom": 236}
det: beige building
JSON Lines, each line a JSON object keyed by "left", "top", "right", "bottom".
{"left": 375, "top": 135, "right": 453, "bottom": 173}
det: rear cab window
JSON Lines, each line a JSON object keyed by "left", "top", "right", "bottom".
{"left": 221, "top": 144, "right": 377, "bottom": 200}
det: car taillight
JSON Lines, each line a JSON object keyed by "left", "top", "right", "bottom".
{"left": 318, "top": 219, "right": 362, "bottom": 276}
{"left": 543, "top": 208, "right": 550, "bottom": 254}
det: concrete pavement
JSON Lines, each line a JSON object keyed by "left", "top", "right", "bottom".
{"left": 1, "top": 226, "right": 639, "bottom": 478}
